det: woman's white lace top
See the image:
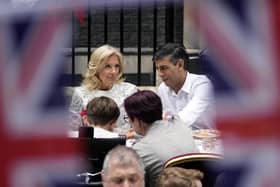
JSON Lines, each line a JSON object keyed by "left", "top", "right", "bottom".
{"left": 69, "top": 82, "right": 137, "bottom": 131}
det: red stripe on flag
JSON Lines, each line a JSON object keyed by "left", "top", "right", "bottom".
{"left": 0, "top": 136, "right": 83, "bottom": 187}
{"left": 217, "top": 107, "right": 280, "bottom": 139}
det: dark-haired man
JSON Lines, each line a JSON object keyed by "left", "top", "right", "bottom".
{"left": 153, "top": 43, "right": 215, "bottom": 129}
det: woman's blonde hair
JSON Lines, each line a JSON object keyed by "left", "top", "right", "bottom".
{"left": 82, "top": 45, "right": 124, "bottom": 90}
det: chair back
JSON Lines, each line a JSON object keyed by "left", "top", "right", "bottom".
{"left": 74, "top": 137, "right": 126, "bottom": 171}
{"left": 69, "top": 137, "right": 126, "bottom": 184}
{"left": 164, "top": 153, "right": 223, "bottom": 187}
{"left": 79, "top": 126, "right": 94, "bottom": 138}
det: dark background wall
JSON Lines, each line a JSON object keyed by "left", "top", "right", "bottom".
{"left": 65, "top": 0, "right": 201, "bottom": 87}
{"left": 73, "top": 2, "right": 183, "bottom": 49}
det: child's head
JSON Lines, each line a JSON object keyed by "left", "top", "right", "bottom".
{"left": 156, "top": 167, "right": 204, "bottom": 187}
{"left": 86, "top": 96, "right": 120, "bottom": 131}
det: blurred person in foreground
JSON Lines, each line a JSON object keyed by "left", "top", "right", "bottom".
{"left": 156, "top": 167, "right": 203, "bottom": 187}
{"left": 124, "top": 90, "right": 197, "bottom": 187}
{"left": 153, "top": 43, "right": 215, "bottom": 129}
{"left": 102, "top": 145, "right": 145, "bottom": 187}
{"left": 69, "top": 44, "right": 137, "bottom": 132}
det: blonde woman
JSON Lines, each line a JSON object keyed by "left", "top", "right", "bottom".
{"left": 69, "top": 45, "right": 137, "bottom": 132}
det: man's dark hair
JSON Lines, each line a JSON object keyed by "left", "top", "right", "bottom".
{"left": 152, "top": 43, "right": 189, "bottom": 70}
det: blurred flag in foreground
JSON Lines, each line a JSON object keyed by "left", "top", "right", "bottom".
{"left": 190, "top": 0, "right": 280, "bottom": 186}
{"left": 0, "top": 2, "right": 82, "bottom": 187}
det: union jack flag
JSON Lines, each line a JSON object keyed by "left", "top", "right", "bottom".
{"left": 192, "top": 0, "right": 280, "bottom": 134}
{"left": 0, "top": 4, "right": 82, "bottom": 187}
{"left": 189, "top": 0, "right": 280, "bottom": 186}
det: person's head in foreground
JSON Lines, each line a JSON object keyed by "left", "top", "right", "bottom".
{"left": 86, "top": 96, "right": 120, "bottom": 131}
{"left": 156, "top": 167, "right": 204, "bottom": 187}
{"left": 102, "top": 145, "right": 145, "bottom": 187}
{"left": 124, "top": 90, "right": 162, "bottom": 136}
{"left": 82, "top": 44, "right": 124, "bottom": 91}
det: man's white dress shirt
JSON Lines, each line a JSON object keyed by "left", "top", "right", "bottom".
{"left": 157, "top": 72, "right": 215, "bottom": 129}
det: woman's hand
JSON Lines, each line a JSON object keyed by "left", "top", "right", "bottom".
{"left": 120, "top": 128, "right": 136, "bottom": 139}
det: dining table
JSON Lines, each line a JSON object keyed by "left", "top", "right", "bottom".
{"left": 68, "top": 128, "right": 223, "bottom": 155}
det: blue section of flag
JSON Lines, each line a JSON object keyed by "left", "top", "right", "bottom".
{"left": 11, "top": 14, "right": 34, "bottom": 54}
{"left": 199, "top": 49, "right": 237, "bottom": 97}
{"left": 215, "top": 164, "right": 248, "bottom": 187}
{"left": 42, "top": 64, "right": 67, "bottom": 111}
{"left": 221, "top": 0, "right": 249, "bottom": 28}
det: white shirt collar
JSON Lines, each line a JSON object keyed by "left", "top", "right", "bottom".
{"left": 168, "top": 71, "right": 190, "bottom": 95}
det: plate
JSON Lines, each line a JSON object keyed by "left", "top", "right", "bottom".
{"left": 192, "top": 129, "right": 220, "bottom": 139}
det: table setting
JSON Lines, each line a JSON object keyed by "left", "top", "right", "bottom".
{"left": 192, "top": 129, "right": 223, "bottom": 154}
